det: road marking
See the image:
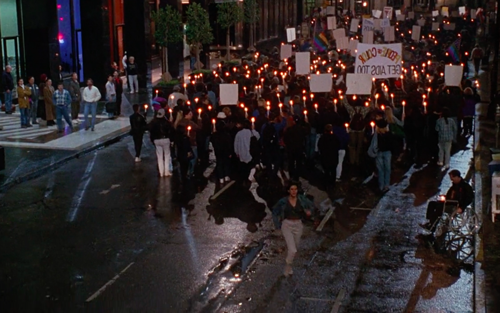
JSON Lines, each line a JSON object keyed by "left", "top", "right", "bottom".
{"left": 85, "top": 262, "right": 135, "bottom": 302}
{"left": 66, "top": 153, "right": 97, "bottom": 222}
{"left": 330, "top": 288, "right": 346, "bottom": 313}
{"left": 210, "top": 181, "right": 235, "bottom": 200}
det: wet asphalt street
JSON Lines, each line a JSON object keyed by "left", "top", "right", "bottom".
{"left": 0, "top": 134, "right": 475, "bottom": 312}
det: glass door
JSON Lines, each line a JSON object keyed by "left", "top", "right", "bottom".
{"left": 3, "top": 37, "right": 19, "bottom": 84}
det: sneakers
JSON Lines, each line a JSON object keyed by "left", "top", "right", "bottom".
{"left": 437, "top": 162, "right": 443, "bottom": 166}
{"left": 284, "top": 264, "right": 293, "bottom": 277}
{"left": 224, "top": 176, "right": 231, "bottom": 182}
{"left": 164, "top": 172, "right": 172, "bottom": 177}
{"left": 248, "top": 168, "right": 256, "bottom": 182}
{"left": 219, "top": 178, "right": 225, "bottom": 184}
{"left": 135, "top": 157, "right": 141, "bottom": 163}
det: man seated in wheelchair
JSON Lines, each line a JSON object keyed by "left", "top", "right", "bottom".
{"left": 420, "top": 169, "right": 474, "bottom": 232}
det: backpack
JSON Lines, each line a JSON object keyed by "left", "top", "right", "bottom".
{"left": 249, "top": 132, "right": 261, "bottom": 161}
{"left": 262, "top": 122, "right": 278, "bottom": 147}
{"left": 350, "top": 107, "right": 365, "bottom": 131}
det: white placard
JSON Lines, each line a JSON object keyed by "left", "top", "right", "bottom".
{"left": 363, "top": 30, "right": 374, "bottom": 44}
{"left": 301, "top": 22, "right": 309, "bottom": 37}
{"left": 444, "top": 65, "right": 463, "bottom": 87}
{"left": 395, "top": 9, "right": 401, "bottom": 16}
{"left": 380, "top": 18, "right": 390, "bottom": 28}
{"left": 332, "top": 28, "right": 346, "bottom": 39}
{"left": 441, "top": 7, "right": 449, "bottom": 17}
{"left": 220, "top": 84, "right": 239, "bottom": 105}
{"left": 280, "top": 44, "right": 292, "bottom": 60}
{"left": 337, "top": 37, "right": 349, "bottom": 50}
{"left": 354, "top": 43, "right": 403, "bottom": 78}
{"left": 408, "top": 12, "right": 415, "bottom": 19}
{"left": 373, "top": 10, "right": 382, "bottom": 18}
{"left": 459, "top": 6, "right": 466, "bottom": 15}
{"left": 432, "top": 22, "right": 440, "bottom": 31}
{"left": 327, "top": 16, "right": 337, "bottom": 30}
{"left": 443, "top": 23, "right": 456, "bottom": 30}
{"left": 286, "top": 28, "right": 296, "bottom": 42}
{"left": 350, "top": 18, "right": 360, "bottom": 33}
{"left": 310, "top": 74, "right": 333, "bottom": 93}
{"left": 417, "top": 18, "right": 425, "bottom": 26}
{"left": 326, "top": 6, "right": 335, "bottom": 15}
{"left": 412, "top": 25, "right": 421, "bottom": 41}
{"left": 373, "top": 19, "right": 382, "bottom": 31}
{"left": 396, "top": 14, "right": 405, "bottom": 21}
{"left": 346, "top": 74, "right": 373, "bottom": 95}
{"left": 471, "top": 9, "right": 477, "bottom": 19}
{"left": 384, "top": 26, "right": 395, "bottom": 42}
{"left": 349, "top": 39, "right": 359, "bottom": 56}
{"left": 383, "top": 7, "right": 393, "bottom": 19}
{"left": 295, "top": 52, "right": 310, "bottom": 75}
{"left": 362, "top": 18, "right": 374, "bottom": 35}
{"left": 432, "top": 10, "right": 439, "bottom": 17}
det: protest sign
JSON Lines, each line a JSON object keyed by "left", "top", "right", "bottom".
{"left": 332, "top": 28, "right": 346, "bottom": 39}
{"left": 295, "top": 52, "right": 310, "bottom": 75}
{"left": 310, "top": 74, "right": 333, "bottom": 92}
{"left": 354, "top": 43, "right": 403, "bottom": 78}
{"left": 383, "top": 7, "right": 393, "bottom": 19}
{"left": 326, "top": 6, "right": 335, "bottom": 15}
{"left": 280, "top": 44, "right": 292, "bottom": 60}
{"left": 286, "top": 28, "right": 296, "bottom": 42}
{"left": 445, "top": 65, "right": 463, "bottom": 86}
{"left": 327, "top": 16, "right": 336, "bottom": 30}
{"left": 346, "top": 74, "right": 372, "bottom": 95}
{"left": 349, "top": 39, "right": 359, "bottom": 56}
{"left": 220, "top": 84, "right": 239, "bottom": 105}
{"left": 408, "top": 12, "right": 415, "bottom": 19}
{"left": 432, "top": 10, "right": 439, "bottom": 17}
{"left": 380, "top": 18, "right": 390, "bottom": 28}
{"left": 396, "top": 14, "right": 405, "bottom": 21}
{"left": 363, "top": 30, "right": 374, "bottom": 44}
{"left": 432, "top": 22, "right": 440, "bottom": 31}
{"left": 362, "top": 18, "right": 374, "bottom": 35}
{"left": 373, "top": 10, "right": 382, "bottom": 18}
{"left": 384, "top": 26, "right": 395, "bottom": 42}
{"left": 417, "top": 18, "right": 425, "bottom": 26}
{"left": 336, "top": 37, "right": 349, "bottom": 50}
{"left": 350, "top": 18, "right": 360, "bottom": 33}
{"left": 459, "top": 6, "right": 466, "bottom": 15}
{"left": 441, "top": 7, "right": 449, "bottom": 17}
{"left": 412, "top": 25, "right": 421, "bottom": 41}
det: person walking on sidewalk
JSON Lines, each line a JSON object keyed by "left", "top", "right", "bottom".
{"left": 149, "top": 109, "right": 174, "bottom": 177}
{"left": 81, "top": 78, "right": 101, "bottom": 131}
{"left": 52, "top": 81, "right": 73, "bottom": 133}
{"left": 27, "top": 77, "right": 39, "bottom": 125}
{"left": 435, "top": 108, "right": 457, "bottom": 169}
{"left": 129, "top": 104, "right": 147, "bottom": 162}
{"left": 126, "top": 56, "right": 139, "bottom": 94}
{"left": 272, "top": 181, "right": 318, "bottom": 277}
{"left": 2, "top": 65, "right": 14, "bottom": 114}
{"left": 67, "top": 73, "right": 81, "bottom": 125}
{"left": 16, "top": 78, "right": 32, "bottom": 128}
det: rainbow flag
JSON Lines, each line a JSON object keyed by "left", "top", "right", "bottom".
{"left": 314, "top": 32, "right": 329, "bottom": 52}
{"left": 447, "top": 38, "right": 461, "bottom": 62}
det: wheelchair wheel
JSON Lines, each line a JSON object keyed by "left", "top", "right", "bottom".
{"left": 449, "top": 209, "right": 481, "bottom": 236}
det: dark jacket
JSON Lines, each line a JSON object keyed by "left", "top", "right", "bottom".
{"left": 318, "top": 132, "right": 340, "bottom": 165}
{"left": 446, "top": 178, "right": 474, "bottom": 209}
{"left": 2, "top": 71, "right": 13, "bottom": 91}
{"left": 332, "top": 125, "right": 349, "bottom": 150}
{"left": 129, "top": 112, "right": 147, "bottom": 136}
{"left": 127, "top": 62, "right": 138, "bottom": 75}
{"left": 283, "top": 124, "right": 307, "bottom": 152}
{"left": 148, "top": 117, "right": 174, "bottom": 143}
{"left": 67, "top": 79, "right": 81, "bottom": 102}
{"left": 210, "top": 130, "right": 233, "bottom": 159}
{"left": 272, "top": 195, "right": 317, "bottom": 229}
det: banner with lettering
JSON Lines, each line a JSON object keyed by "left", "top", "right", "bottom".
{"left": 354, "top": 43, "right": 403, "bottom": 78}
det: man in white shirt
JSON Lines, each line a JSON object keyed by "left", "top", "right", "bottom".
{"left": 234, "top": 120, "right": 260, "bottom": 182}
{"left": 81, "top": 78, "right": 101, "bottom": 131}
{"left": 167, "top": 85, "right": 188, "bottom": 108}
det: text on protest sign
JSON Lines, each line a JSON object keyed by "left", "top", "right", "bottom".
{"left": 354, "top": 43, "right": 402, "bottom": 78}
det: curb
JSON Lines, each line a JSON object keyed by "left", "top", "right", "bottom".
{"left": 0, "top": 132, "right": 129, "bottom": 194}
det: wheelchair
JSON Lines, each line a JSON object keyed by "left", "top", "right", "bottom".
{"left": 426, "top": 196, "right": 481, "bottom": 238}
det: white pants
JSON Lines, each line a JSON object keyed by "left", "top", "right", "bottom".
{"left": 281, "top": 219, "right": 303, "bottom": 264}
{"left": 337, "top": 149, "right": 346, "bottom": 179}
{"left": 154, "top": 138, "right": 171, "bottom": 176}
{"left": 128, "top": 74, "right": 138, "bottom": 93}
{"left": 438, "top": 141, "right": 452, "bottom": 166}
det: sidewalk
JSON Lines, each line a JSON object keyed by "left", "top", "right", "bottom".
{"left": 220, "top": 141, "right": 475, "bottom": 311}
{"left": 0, "top": 92, "right": 147, "bottom": 193}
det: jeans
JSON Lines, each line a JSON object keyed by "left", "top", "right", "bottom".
{"left": 349, "top": 130, "right": 365, "bottom": 165}
{"left": 438, "top": 141, "right": 452, "bottom": 166}
{"left": 287, "top": 149, "right": 303, "bottom": 180}
{"left": 128, "top": 75, "right": 138, "bottom": 93}
{"left": 216, "top": 156, "right": 231, "bottom": 179}
{"left": 376, "top": 150, "right": 392, "bottom": 190}
{"left": 336, "top": 150, "right": 346, "bottom": 179}
{"left": 4, "top": 91, "right": 12, "bottom": 112}
{"left": 133, "top": 134, "right": 144, "bottom": 158}
{"left": 154, "top": 138, "right": 171, "bottom": 176}
{"left": 188, "top": 146, "right": 198, "bottom": 176}
{"left": 56, "top": 106, "right": 72, "bottom": 131}
{"left": 30, "top": 99, "right": 38, "bottom": 123}
{"left": 20, "top": 108, "right": 29, "bottom": 126}
{"left": 281, "top": 219, "right": 303, "bottom": 264}
{"left": 83, "top": 101, "right": 97, "bottom": 129}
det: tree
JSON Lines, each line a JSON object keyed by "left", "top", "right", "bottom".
{"left": 217, "top": 2, "right": 244, "bottom": 60}
{"left": 151, "top": 5, "right": 183, "bottom": 78}
{"left": 186, "top": 3, "right": 213, "bottom": 70}
{"left": 244, "top": 0, "right": 260, "bottom": 51}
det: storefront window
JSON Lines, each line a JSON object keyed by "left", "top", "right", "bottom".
{"left": 0, "top": 0, "right": 19, "bottom": 38}
{"left": 0, "top": 0, "right": 20, "bottom": 83}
